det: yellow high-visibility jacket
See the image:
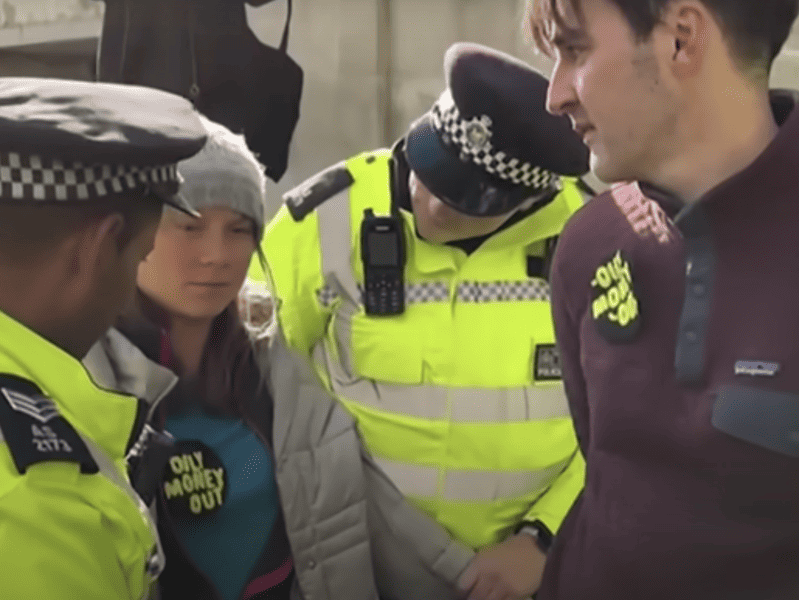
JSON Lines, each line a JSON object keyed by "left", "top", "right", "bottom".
{"left": 0, "top": 309, "right": 163, "bottom": 599}
{"left": 261, "top": 149, "right": 585, "bottom": 549}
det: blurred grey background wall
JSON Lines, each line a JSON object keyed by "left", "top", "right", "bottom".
{"left": 3, "top": 0, "right": 799, "bottom": 218}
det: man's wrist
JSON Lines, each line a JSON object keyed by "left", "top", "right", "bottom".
{"left": 515, "top": 520, "right": 554, "bottom": 554}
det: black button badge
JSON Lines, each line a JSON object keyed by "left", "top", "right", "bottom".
{"left": 162, "top": 440, "right": 227, "bottom": 520}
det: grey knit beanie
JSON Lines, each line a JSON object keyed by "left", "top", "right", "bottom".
{"left": 177, "top": 115, "right": 267, "bottom": 240}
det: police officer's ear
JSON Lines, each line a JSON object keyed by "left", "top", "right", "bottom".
{"left": 39, "top": 211, "right": 128, "bottom": 325}
{"left": 72, "top": 212, "right": 128, "bottom": 284}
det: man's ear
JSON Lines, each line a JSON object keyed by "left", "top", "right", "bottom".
{"left": 69, "top": 213, "right": 125, "bottom": 290}
{"left": 50, "top": 213, "right": 124, "bottom": 321}
{"left": 663, "top": 2, "right": 710, "bottom": 79}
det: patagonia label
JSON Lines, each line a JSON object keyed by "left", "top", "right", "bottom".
{"left": 734, "top": 361, "right": 780, "bottom": 377}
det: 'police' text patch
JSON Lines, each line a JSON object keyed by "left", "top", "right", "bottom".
{"left": 534, "top": 344, "right": 562, "bottom": 381}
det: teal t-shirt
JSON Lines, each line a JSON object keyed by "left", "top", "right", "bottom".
{"left": 164, "top": 408, "right": 279, "bottom": 600}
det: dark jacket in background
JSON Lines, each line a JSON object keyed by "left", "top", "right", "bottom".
{"left": 95, "top": 0, "right": 303, "bottom": 182}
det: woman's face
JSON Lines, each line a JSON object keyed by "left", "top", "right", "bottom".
{"left": 137, "top": 206, "right": 257, "bottom": 322}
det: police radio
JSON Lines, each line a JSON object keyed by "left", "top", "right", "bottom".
{"left": 361, "top": 208, "right": 405, "bottom": 315}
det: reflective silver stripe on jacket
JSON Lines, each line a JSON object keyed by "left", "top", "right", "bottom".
{"left": 316, "top": 285, "right": 340, "bottom": 308}
{"left": 316, "top": 188, "right": 362, "bottom": 376}
{"left": 317, "top": 189, "right": 360, "bottom": 307}
{"left": 373, "top": 456, "right": 570, "bottom": 501}
{"left": 316, "top": 340, "right": 569, "bottom": 422}
{"left": 316, "top": 280, "right": 550, "bottom": 307}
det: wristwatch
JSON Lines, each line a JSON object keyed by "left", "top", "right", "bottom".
{"left": 515, "top": 520, "right": 554, "bottom": 554}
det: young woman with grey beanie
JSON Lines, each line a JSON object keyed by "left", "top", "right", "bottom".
{"left": 84, "top": 113, "right": 456, "bottom": 600}
{"left": 85, "top": 115, "right": 293, "bottom": 600}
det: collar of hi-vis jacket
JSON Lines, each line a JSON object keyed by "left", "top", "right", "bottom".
{"left": 0, "top": 309, "right": 149, "bottom": 461}
{"left": 402, "top": 185, "right": 579, "bottom": 276}
{"left": 83, "top": 327, "right": 178, "bottom": 424}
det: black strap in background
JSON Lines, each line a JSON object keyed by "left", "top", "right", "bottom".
{"left": 278, "top": 0, "right": 292, "bottom": 53}
{"left": 542, "top": 236, "right": 559, "bottom": 281}
{"left": 124, "top": 397, "right": 151, "bottom": 457}
{"left": 526, "top": 236, "right": 558, "bottom": 280}
{"left": 129, "top": 426, "right": 176, "bottom": 506}
{"left": 575, "top": 177, "right": 596, "bottom": 198}
{"left": 387, "top": 146, "right": 404, "bottom": 221}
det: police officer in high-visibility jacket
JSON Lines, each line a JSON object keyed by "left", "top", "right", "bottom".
{"left": 0, "top": 78, "right": 206, "bottom": 599}
{"left": 262, "top": 43, "right": 591, "bottom": 600}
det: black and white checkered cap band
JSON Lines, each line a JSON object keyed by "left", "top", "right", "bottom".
{"left": 430, "top": 90, "right": 558, "bottom": 190}
{"left": 0, "top": 152, "right": 179, "bottom": 202}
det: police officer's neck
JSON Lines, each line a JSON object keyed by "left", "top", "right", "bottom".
{"left": 0, "top": 262, "right": 96, "bottom": 359}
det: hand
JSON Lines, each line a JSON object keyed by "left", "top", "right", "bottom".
{"left": 457, "top": 533, "right": 547, "bottom": 600}
{"left": 238, "top": 279, "right": 274, "bottom": 340}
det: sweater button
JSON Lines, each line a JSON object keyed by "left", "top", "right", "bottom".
{"left": 308, "top": 560, "right": 317, "bottom": 569}
{"left": 692, "top": 283, "right": 705, "bottom": 297}
{"left": 685, "top": 330, "right": 698, "bottom": 343}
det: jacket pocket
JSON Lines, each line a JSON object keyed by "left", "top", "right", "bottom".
{"left": 712, "top": 384, "right": 799, "bottom": 458}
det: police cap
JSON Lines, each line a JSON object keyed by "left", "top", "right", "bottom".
{"left": 404, "top": 42, "right": 589, "bottom": 217}
{"left": 0, "top": 78, "right": 207, "bottom": 215}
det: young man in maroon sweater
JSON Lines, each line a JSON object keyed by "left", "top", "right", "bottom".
{"left": 525, "top": 1, "right": 799, "bottom": 599}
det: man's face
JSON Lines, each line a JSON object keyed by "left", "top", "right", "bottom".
{"left": 409, "top": 171, "right": 513, "bottom": 244}
{"left": 545, "top": 0, "right": 680, "bottom": 184}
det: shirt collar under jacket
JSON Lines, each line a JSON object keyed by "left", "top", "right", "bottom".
{"left": 0, "top": 309, "right": 141, "bottom": 463}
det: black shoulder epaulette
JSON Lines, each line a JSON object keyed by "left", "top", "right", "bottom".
{"left": 0, "top": 374, "right": 98, "bottom": 475}
{"left": 283, "top": 161, "right": 354, "bottom": 222}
